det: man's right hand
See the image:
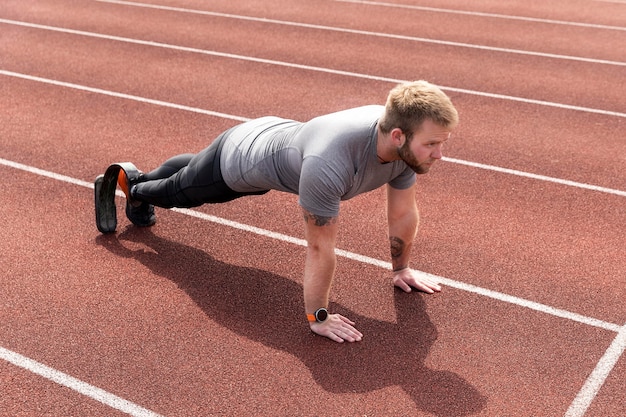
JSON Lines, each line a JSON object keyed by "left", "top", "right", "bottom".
{"left": 309, "top": 313, "right": 363, "bottom": 343}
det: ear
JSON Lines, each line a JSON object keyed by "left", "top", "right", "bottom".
{"left": 390, "top": 128, "right": 405, "bottom": 147}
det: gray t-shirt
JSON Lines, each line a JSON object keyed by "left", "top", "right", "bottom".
{"left": 220, "top": 105, "right": 415, "bottom": 217}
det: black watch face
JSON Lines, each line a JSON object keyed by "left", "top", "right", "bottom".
{"left": 316, "top": 308, "right": 328, "bottom": 322}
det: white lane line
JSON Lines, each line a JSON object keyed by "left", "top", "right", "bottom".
{"left": 0, "top": 156, "right": 622, "bottom": 334}
{"left": 2, "top": 70, "right": 625, "bottom": 199}
{"left": 177, "top": 207, "right": 624, "bottom": 334}
{"left": 93, "top": 0, "right": 626, "bottom": 67}
{"left": 2, "top": 157, "right": 623, "bottom": 416}
{"left": 335, "top": 0, "right": 626, "bottom": 32}
{"left": 443, "top": 157, "right": 626, "bottom": 198}
{"left": 0, "top": 70, "right": 249, "bottom": 123}
{"left": 2, "top": 19, "right": 625, "bottom": 119}
{"left": 0, "top": 346, "right": 163, "bottom": 417}
{"left": 2, "top": 70, "right": 626, "bottom": 199}
{"left": 3, "top": 18, "right": 626, "bottom": 119}
{"left": 564, "top": 324, "right": 626, "bottom": 417}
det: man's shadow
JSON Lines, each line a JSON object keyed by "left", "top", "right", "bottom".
{"left": 96, "top": 228, "right": 486, "bottom": 416}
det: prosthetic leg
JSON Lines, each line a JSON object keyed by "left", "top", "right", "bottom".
{"left": 94, "top": 162, "right": 142, "bottom": 234}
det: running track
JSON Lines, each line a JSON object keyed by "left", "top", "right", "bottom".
{"left": 1, "top": 0, "right": 624, "bottom": 416}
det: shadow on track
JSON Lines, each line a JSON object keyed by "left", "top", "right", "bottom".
{"left": 97, "top": 227, "right": 486, "bottom": 416}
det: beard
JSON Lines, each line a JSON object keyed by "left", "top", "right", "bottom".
{"left": 398, "top": 142, "right": 432, "bottom": 174}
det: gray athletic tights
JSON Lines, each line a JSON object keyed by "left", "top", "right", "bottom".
{"left": 133, "top": 130, "right": 268, "bottom": 208}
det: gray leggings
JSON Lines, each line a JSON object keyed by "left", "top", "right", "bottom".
{"left": 133, "top": 130, "right": 268, "bottom": 208}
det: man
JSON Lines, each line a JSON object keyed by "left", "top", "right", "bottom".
{"left": 99, "top": 80, "right": 458, "bottom": 343}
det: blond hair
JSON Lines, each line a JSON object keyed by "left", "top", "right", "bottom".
{"left": 379, "top": 81, "right": 458, "bottom": 136}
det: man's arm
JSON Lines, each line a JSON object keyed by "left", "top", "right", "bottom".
{"left": 387, "top": 184, "right": 441, "bottom": 293}
{"left": 302, "top": 209, "right": 363, "bottom": 343}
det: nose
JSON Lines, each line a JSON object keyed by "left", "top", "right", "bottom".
{"left": 431, "top": 144, "right": 443, "bottom": 159}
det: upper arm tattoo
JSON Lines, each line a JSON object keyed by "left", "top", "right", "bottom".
{"left": 303, "top": 211, "right": 337, "bottom": 227}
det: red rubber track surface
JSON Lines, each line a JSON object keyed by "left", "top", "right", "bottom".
{"left": 1, "top": 0, "right": 624, "bottom": 416}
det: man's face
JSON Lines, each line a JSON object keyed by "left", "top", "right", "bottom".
{"left": 398, "top": 119, "right": 452, "bottom": 174}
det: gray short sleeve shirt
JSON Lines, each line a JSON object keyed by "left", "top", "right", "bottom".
{"left": 220, "top": 105, "right": 415, "bottom": 217}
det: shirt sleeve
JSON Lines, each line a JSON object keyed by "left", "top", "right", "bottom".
{"left": 388, "top": 165, "right": 416, "bottom": 190}
{"left": 297, "top": 155, "right": 351, "bottom": 218}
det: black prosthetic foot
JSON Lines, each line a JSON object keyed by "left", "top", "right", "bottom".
{"left": 94, "top": 162, "right": 155, "bottom": 233}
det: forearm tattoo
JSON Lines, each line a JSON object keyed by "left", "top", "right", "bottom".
{"left": 390, "top": 236, "right": 405, "bottom": 258}
{"left": 303, "top": 212, "right": 337, "bottom": 227}
{"left": 390, "top": 236, "right": 407, "bottom": 271}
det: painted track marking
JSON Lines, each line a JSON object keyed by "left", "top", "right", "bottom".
{"left": 335, "top": 0, "right": 626, "bottom": 32}
{"left": 443, "top": 157, "right": 626, "bottom": 198}
{"left": 564, "top": 325, "right": 626, "bottom": 417}
{"left": 0, "top": 156, "right": 621, "bottom": 334}
{"left": 0, "top": 346, "right": 163, "bottom": 417}
{"left": 2, "top": 4, "right": 624, "bottom": 412}
{"left": 2, "top": 19, "right": 624, "bottom": 119}
{"left": 2, "top": 70, "right": 625, "bottom": 199}
{"left": 93, "top": 0, "right": 626, "bottom": 66}
{"left": 1, "top": 156, "right": 623, "bottom": 417}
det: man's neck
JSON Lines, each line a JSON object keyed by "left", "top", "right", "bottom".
{"left": 376, "top": 125, "right": 397, "bottom": 164}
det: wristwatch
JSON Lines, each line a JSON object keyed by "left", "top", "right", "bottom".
{"left": 307, "top": 307, "right": 329, "bottom": 323}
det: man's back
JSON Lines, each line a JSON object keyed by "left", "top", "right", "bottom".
{"left": 220, "top": 105, "right": 414, "bottom": 217}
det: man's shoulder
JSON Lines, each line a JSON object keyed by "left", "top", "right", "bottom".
{"left": 313, "top": 105, "right": 384, "bottom": 122}
{"left": 300, "top": 105, "right": 383, "bottom": 146}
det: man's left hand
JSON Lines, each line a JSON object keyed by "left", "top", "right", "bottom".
{"left": 392, "top": 268, "right": 442, "bottom": 294}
